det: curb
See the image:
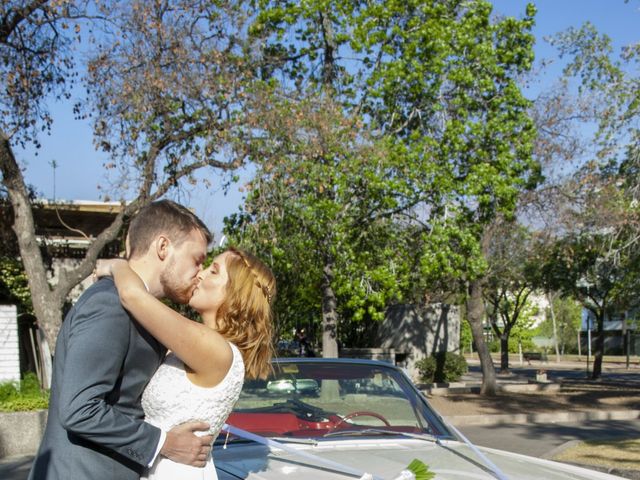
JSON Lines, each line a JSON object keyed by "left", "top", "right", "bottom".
{"left": 0, "top": 411, "right": 47, "bottom": 458}
{"left": 562, "top": 463, "right": 640, "bottom": 480}
{"left": 444, "top": 409, "right": 640, "bottom": 426}
{"left": 425, "top": 382, "right": 561, "bottom": 396}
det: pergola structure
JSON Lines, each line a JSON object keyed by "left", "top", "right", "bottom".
{"left": 33, "top": 200, "right": 126, "bottom": 259}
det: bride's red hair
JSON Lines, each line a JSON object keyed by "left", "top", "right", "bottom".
{"left": 215, "top": 247, "right": 275, "bottom": 380}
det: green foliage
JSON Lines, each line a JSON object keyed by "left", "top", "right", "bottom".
{"left": 459, "top": 319, "right": 473, "bottom": 353}
{"left": 507, "top": 332, "right": 536, "bottom": 353}
{"left": 225, "top": 96, "right": 410, "bottom": 343}
{"left": 487, "top": 339, "right": 500, "bottom": 353}
{"left": 415, "top": 352, "right": 468, "bottom": 384}
{"left": 541, "top": 230, "right": 640, "bottom": 319}
{"left": 0, "top": 397, "right": 49, "bottom": 412}
{"left": 229, "top": 0, "right": 539, "bottom": 354}
{"left": 0, "top": 373, "right": 49, "bottom": 412}
{"left": 544, "top": 13, "right": 640, "bottom": 376}
{"left": 537, "top": 296, "right": 583, "bottom": 354}
{"left": 0, "top": 257, "right": 32, "bottom": 312}
{"left": 505, "top": 299, "right": 539, "bottom": 351}
{"left": 551, "top": 21, "right": 640, "bottom": 162}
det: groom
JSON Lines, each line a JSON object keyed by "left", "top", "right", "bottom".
{"left": 29, "top": 200, "right": 214, "bottom": 480}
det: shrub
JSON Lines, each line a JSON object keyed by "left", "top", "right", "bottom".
{"left": 0, "top": 373, "right": 49, "bottom": 412}
{"left": 0, "top": 397, "right": 49, "bottom": 412}
{"left": 416, "top": 352, "right": 468, "bottom": 384}
{"left": 0, "top": 381, "right": 17, "bottom": 403}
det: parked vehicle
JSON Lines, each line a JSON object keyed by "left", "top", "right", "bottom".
{"left": 214, "top": 358, "right": 624, "bottom": 479}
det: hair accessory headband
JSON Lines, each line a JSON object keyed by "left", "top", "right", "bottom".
{"left": 234, "top": 249, "right": 273, "bottom": 304}
{"left": 257, "top": 281, "right": 273, "bottom": 304}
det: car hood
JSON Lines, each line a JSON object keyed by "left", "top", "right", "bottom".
{"left": 213, "top": 438, "right": 624, "bottom": 480}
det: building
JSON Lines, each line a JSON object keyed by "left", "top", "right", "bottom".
{"left": 34, "top": 200, "right": 125, "bottom": 300}
{"left": 345, "top": 303, "right": 461, "bottom": 381}
{"left": 581, "top": 308, "right": 640, "bottom": 355}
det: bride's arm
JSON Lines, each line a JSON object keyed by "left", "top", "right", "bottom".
{"left": 95, "top": 259, "right": 232, "bottom": 381}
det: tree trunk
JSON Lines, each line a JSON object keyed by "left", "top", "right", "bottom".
{"left": 547, "top": 291, "right": 561, "bottom": 363}
{"left": 467, "top": 279, "right": 497, "bottom": 395}
{"left": 1, "top": 133, "right": 63, "bottom": 352}
{"left": 592, "top": 310, "right": 605, "bottom": 379}
{"left": 500, "top": 334, "right": 509, "bottom": 372}
{"left": 321, "top": 257, "right": 339, "bottom": 358}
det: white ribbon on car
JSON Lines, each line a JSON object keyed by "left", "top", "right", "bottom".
{"left": 221, "top": 423, "right": 415, "bottom": 480}
{"left": 445, "top": 423, "right": 510, "bottom": 480}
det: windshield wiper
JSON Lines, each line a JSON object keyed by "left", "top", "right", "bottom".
{"left": 271, "top": 437, "right": 318, "bottom": 445}
{"left": 323, "top": 428, "right": 442, "bottom": 443}
{"left": 215, "top": 435, "right": 318, "bottom": 446}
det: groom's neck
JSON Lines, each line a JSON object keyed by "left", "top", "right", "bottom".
{"left": 127, "top": 258, "right": 164, "bottom": 299}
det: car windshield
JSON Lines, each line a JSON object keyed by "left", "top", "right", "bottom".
{"left": 223, "top": 359, "right": 452, "bottom": 442}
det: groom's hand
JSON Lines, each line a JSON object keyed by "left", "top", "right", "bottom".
{"left": 161, "top": 421, "right": 213, "bottom": 467}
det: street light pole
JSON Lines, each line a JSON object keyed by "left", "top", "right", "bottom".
{"left": 586, "top": 315, "right": 592, "bottom": 378}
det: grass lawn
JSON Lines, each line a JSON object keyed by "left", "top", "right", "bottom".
{"left": 552, "top": 438, "right": 640, "bottom": 472}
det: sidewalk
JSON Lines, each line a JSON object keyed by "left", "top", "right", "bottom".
{"left": 426, "top": 359, "right": 640, "bottom": 426}
{"left": 0, "top": 455, "right": 32, "bottom": 480}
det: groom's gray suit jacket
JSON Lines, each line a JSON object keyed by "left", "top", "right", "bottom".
{"left": 29, "top": 277, "right": 166, "bottom": 480}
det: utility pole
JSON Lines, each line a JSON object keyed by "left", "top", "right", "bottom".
{"left": 586, "top": 315, "right": 592, "bottom": 378}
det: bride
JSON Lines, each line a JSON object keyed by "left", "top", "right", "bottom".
{"left": 97, "top": 247, "right": 275, "bottom": 479}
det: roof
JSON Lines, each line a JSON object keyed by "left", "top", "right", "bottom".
{"left": 33, "top": 200, "right": 126, "bottom": 240}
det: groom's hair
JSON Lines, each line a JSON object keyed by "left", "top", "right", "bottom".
{"left": 127, "top": 200, "right": 212, "bottom": 258}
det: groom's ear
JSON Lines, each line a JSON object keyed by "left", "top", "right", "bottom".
{"left": 155, "top": 235, "right": 171, "bottom": 261}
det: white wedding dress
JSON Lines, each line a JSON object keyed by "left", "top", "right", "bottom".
{"left": 141, "top": 343, "right": 245, "bottom": 479}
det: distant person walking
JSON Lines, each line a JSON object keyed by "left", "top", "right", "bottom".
{"left": 295, "top": 328, "right": 315, "bottom": 357}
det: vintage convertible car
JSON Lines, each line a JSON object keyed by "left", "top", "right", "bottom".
{"left": 214, "top": 358, "right": 624, "bottom": 480}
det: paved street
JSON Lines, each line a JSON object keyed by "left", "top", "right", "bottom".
{"left": 459, "top": 419, "right": 640, "bottom": 459}
{"left": 463, "top": 358, "right": 640, "bottom": 386}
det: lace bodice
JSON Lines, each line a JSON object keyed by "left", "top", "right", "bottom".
{"left": 142, "top": 343, "right": 244, "bottom": 440}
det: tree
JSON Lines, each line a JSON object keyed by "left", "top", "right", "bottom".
{"left": 386, "top": 1, "right": 539, "bottom": 395}
{"left": 533, "top": 20, "right": 640, "bottom": 378}
{"left": 1, "top": 0, "right": 262, "bottom": 351}
{"left": 227, "top": 0, "right": 420, "bottom": 357}
{"left": 483, "top": 222, "right": 537, "bottom": 372}
{"left": 225, "top": 94, "right": 409, "bottom": 357}
{"left": 538, "top": 295, "right": 582, "bottom": 355}
{"left": 541, "top": 207, "right": 640, "bottom": 378}
{"left": 225, "top": 1, "right": 535, "bottom": 372}
{"left": 226, "top": 1, "right": 539, "bottom": 375}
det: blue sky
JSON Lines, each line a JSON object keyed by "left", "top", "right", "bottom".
{"left": 16, "top": 0, "right": 640, "bottom": 237}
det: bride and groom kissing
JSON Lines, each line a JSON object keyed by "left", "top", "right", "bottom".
{"left": 29, "top": 200, "right": 276, "bottom": 480}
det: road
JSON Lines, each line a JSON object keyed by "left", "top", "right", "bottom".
{"left": 464, "top": 360, "right": 640, "bottom": 386}
{"left": 459, "top": 419, "right": 640, "bottom": 459}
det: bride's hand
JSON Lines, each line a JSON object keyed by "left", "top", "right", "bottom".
{"left": 94, "top": 259, "right": 127, "bottom": 280}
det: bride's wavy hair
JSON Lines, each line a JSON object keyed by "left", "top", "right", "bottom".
{"left": 216, "top": 247, "right": 275, "bottom": 380}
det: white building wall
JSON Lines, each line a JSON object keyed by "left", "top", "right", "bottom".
{"left": 0, "top": 305, "right": 20, "bottom": 383}
{"left": 527, "top": 292, "right": 549, "bottom": 328}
